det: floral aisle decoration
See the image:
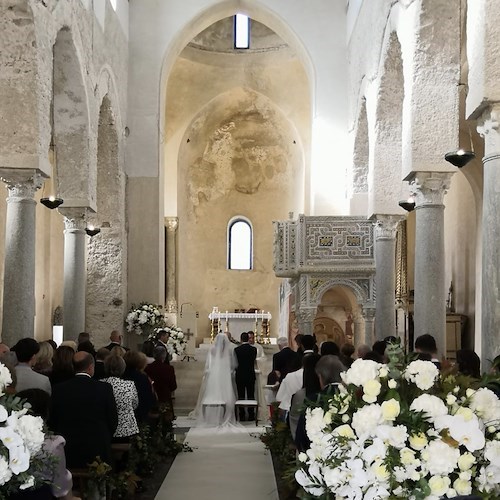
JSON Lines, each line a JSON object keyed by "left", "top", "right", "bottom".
{"left": 295, "top": 343, "right": 500, "bottom": 500}
{"left": 158, "top": 326, "right": 187, "bottom": 357}
{"left": 126, "top": 303, "right": 165, "bottom": 336}
{"left": 0, "top": 363, "right": 49, "bottom": 498}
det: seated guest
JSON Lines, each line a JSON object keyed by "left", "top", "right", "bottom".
{"left": 123, "top": 350, "right": 156, "bottom": 424}
{"left": 356, "top": 343, "right": 371, "bottom": 359}
{"left": 372, "top": 340, "right": 388, "bottom": 362}
{"left": 77, "top": 340, "right": 96, "bottom": 359}
{"left": 49, "top": 352, "right": 118, "bottom": 469}
{"left": 289, "top": 354, "right": 321, "bottom": 440}
{"left": 17, "top": 389, "right": 76, "bottom": 500}
{"left": 145, "top": 346, "right": 177, "bottom": 408}
{"left": 272, "top": 337, "right": 300, "bottom": 383}
{"left": 50, "top": 346, "right": 75, "bottom": 386}
{"left": 33, "top": 341, "right": 54, "bottom": 376}
{"left": 414, "top": 333, "right": 441, "bottom": 368}
{"left": 320, "top": 341, "right": 340, "bottom": 357}
{"left": 101, "top": 355, "right": 139, "bottom": 442}
{"left": 94, "top": 347, "right": 110, "bottom": 379}
{"left": 77, "top": 332, "right": 91, "bottom": 346}
{"left": 12, "top": 338, "right": 51, "bottom": 395}
{"left": 110, "top": 345, "right": 126, "bottom": 358}
{"left": 456, "top": 349, "right": 481, "bottom": 378}
{"left": 363, "top": 350, "right": 384, "bottom": 363}
{"left": 59, "top": 340, "right": 77, "bottom": 352}
{"left": 295, "top": 355, "right": 345, "bottom": 452}
{"left": 340, "top": 343, "right": 355, "bottom": 368}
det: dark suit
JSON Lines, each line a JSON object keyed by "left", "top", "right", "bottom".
{"left": 272, "top": 347, "right": 300, "bottom": 382}
{"left": 234, "top": 343, "right": 257, "bottom": 419}
{"left": 49, "top": 374, "right": 118, "bottom": 469}
{"left": 103, "top": 342, "right": 129, "bottom": 351}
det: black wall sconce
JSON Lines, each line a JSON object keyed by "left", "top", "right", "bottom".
{"left": 40, "top": 196, "right": 63, "bottom": 209}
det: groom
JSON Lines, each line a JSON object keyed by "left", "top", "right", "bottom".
{"left": 234, "top": 332, "right": 257, "bottom": 421}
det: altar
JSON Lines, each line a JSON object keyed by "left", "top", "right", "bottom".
{"left": 208, "top": 309, "right": 273, "bottom": 343}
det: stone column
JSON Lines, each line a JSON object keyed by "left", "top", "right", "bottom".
{"left": 296, "top": 308, "right": 316, "bottom": 336}
{"left": 362, "top": 307, "right": 376, "bottom": 346}
{"left": 0, "top": 170, "right": 43, "bottom": 345}
{"left": 353, "top": 311, "right": 365, "bottom": 348}
{"left": 60, "top": 209, "right": 87, "bottom": 340}
{"left": 477, "top": 107, "right": 500, "bottom": 370}
{"left": 165, "top": 217, "right": 178, "bottom": 314}
{"left": 409, "top": 172, "right": 453, "bottom": 357}
{"left": 374, "top": 215, "right": 403, "bottom": 340}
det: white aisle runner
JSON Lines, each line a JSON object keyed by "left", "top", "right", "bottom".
{"left": 154, "top": 426, "right": 279, "bottom": 500}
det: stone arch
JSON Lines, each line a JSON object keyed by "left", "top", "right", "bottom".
{"left": 85, "top": 94, "right": 126, "bottom": 346}
{"left": 52, "top": 26, "right": 91, "bottom": 205}
{"left": 350, "top": 97, "right": 369, "bottom": 214}
{"left": 311, "top": 278, "right": 371, "bottom": 308}
{"left": 369, "top": 30, "right": 406, "bottom": 216}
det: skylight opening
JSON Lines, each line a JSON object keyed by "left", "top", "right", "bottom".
{"left": 234, "top": 14, "right": 250, "bottom": 49}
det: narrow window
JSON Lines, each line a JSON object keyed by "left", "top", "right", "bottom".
{"left": 234, "top": 14, "right": 250, "bottom": 49}
{"left": 228, "top": 219, "right": 252, "bottom": 270}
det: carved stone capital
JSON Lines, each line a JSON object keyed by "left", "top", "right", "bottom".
{"left": 165, "top": 216, "right": 179, "bottom": 232}
{"left": 60, "top": 208, "right": 87, "bottom": 232}
{"left": 409, "top": 172, "right": 453, "bottom": 207}
{"left": 374, "top": 215, "right": 403, "bottom": 241}
{"left": 0, "top": 169, "right": 44, "bottom": 201}
{"left": 296, "top": 308, "right": 316, "bottom": 323}
{"left": 362, "top": 307, "right": 376, "bottom": 321}
{"left": 166, "top": 299, "right": 177, "bottom": 313}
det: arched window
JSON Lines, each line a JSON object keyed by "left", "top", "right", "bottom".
{"left": 228, "top": 218, "right": 252, "bottom": 270}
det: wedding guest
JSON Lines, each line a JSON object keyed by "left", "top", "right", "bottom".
{"left": 94, "top": 347, "right": 110, "bottom": 379}
{"left": 46, "top": 339, "right": 58, "bottom": 352}
{"left": 340, "top": 343, "right": 355, "bottom": 368}
{"left": 12, "top": 338, "right": 51, "bottom": 395}
{"left": 372, "top": 340, "right": 388, "bottom": 361}
{"left": 77, "top": 332, "right": 91, "bottom": 346}
{"left": 103, "top": 330, "right": 128, "bottom": 351}
{"left": 60, "top": 340, "right": 77, "bottom": 352}
{"left": 123, "top": 350, "right": 156, "bottom": 424}
{"left": 456, "top": 349, "right": 481, "bottom": 378}
{"left": 141, "top": 340, "right": 156, "bottom": 364}
{"left": 414, "top": 334, "right": 441, "bottom": 368}
{"left": 145, "top": 346, "right": 177, "bottom": 409}
{"left": 294, "top": 334, "right": 304, "bottom": 360}
{"left": 248, "top": 331, "right": 265, "bottom": 359}
{"left": 110, "top": 345, "right": 126, "bottom": 357}
{"left": 356, "top": 343, "right": 370, "bottom": 359}
{"left": 272, "top": 337, "right": 300, "bottom": 383}
{"left": 33, "top": 341, "right": 54, "bottom": 376}
{"left": 17, "top": 389, "right": 77, "bottom": 500}
{"left": 0, "top": 343, "right": 10, "bottom": 356}
{"left": 50, "top": 346, "right": 75, "bottom": 387}
{"left": 49, "top": 352, "right": 118, "bottom": 468}
{"left": 77, "top": 340, "right": 97, "bottom": 358}
{"left": 319, "top": 341, "right": 340, "bottom": 356}
{"left": 363, "top": 350, "right": 384, "bottom": 363}
{"left": 101, "top": 355, "right": 139, "bottom": 442}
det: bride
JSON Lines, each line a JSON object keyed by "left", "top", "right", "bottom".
{"left": 191, "top": 332, "right": 238, "bottom": 428}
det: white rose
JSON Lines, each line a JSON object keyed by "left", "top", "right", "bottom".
{"left": 458, "top": 451, "right": 476, "bottom": 471}
{"left": 429, "top": 475, "right": 451, "bottom": 497}
{"left": 341, "top": 358, "right": 382, "bottom": 387}
{"left": 388, "top": 379, "right": 397, "bottom": 389}
{"left": 378, "top": 366, "right": 388, "bottom": 378}
{"left": 362, "top": 379, "right": 381, "bottom": 403}
{"left": 446, "top": 393, "right": 457, "bottom": 405}
{"left": 381, "top": 399, "right": 400, "bottom": 421}
{"left": 400, "top": 447, "right": 416, "bottom": 465}
{"left": 453, "top": 477, "right": 472, "bottom": 496}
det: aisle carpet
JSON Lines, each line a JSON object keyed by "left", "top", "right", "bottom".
{"left": 155, "top": 420, "right": 279, "bottom": 500}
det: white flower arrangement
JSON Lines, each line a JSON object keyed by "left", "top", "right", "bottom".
{"left": 296, "top": 344, "right": 500, "bottom": 500}
{"left": 0, "top": 363, "right": 49, "bottom": 496}
{"left": 126, "top": 302, "right": 165, "bottom": 335}
{"left": 164, "top": 326, "right": 188, "bottom": 357}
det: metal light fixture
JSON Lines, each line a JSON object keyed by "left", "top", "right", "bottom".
{"left": 399, "top": 196, "right": 415, "bottom": 212}
{"left": 444, "top": 149, "right": 475, "bottom": 168}
{"left": 85, "top": 225, "right": 101, "bottom": 237}
{"left": 40, "top": 196, "right": 63, "bottom": 210}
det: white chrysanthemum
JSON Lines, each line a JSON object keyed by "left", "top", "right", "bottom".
{"left": 404, "top": 360, "right": 439, "bottom": 390}
{"left": 381, "top": 399, "right": 400, "bottom": 421}
{"left": 341, "top": 359, "right": 383, "bottom": 387}
{"left": 485, "top": 440, "right": 500, "bottom": 468}
{"left": 376, "top": 424, "right": 408, "bottom": 449}
{"left": 469, "top": 387, "right": 500, "bottom": 424}
{"left": 0, "top": 456, "right": 12, "bottom": 486}
{"left": 305, "top": 407, "right": 328, "bottom": 442}
{"left": 421, "top": 440, "right": 460, "bottom": 476}
{"left": 351, "top": 404, "right": 384, "bottom": 438}
{"left": 410, "top": 394, "right": 448, "bottom": 421}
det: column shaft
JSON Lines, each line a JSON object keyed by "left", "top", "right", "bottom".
{"left": 374, "top": 216, "right": 402, "bottom": 340}
{"left": 410, "top": 172, "right": 452, "bottom": 357}
{"left": 478, "top": 108, "right": 500, "bottom": 370}
{"left": 0, "top": 171, "right": 43, "bottom": 345}
{"left": 61, "top": 210, "right": 87, "bottom": 340}
{"left": 165, "top": 217, "right": 178, "bottom": 313}
{"left": 363, "top": 308, "right": 375, "bottom": 346}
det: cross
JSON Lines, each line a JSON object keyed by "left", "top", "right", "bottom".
{"left": 182, "top": 328, "right": 196, "bottom": 362}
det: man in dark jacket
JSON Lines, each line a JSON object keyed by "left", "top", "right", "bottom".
{"left": 272, "top": 336, "right": 300, "bottom": 382}
{"left": 234, "top": 332, "right": 257, "bottom": 421}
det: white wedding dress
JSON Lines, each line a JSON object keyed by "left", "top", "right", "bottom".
{"left": 190, "top": 333, "right": 239, "bottom": 429}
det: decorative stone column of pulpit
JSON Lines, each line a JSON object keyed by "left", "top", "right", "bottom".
{"left": 362, "top": 307, "right": 376, "bottom": 347}
{"left": 477, "top": 107, "right": 500, "bottom": 370}
{"left": 60, "top": 208, "right": 87, "bottom": 340}
{"left": 165, "top": 217, "right": 178, "bottom": 320}
{"left": 0, "top": 170, "right": 44, "bottom": 345}
{"left": 374, "top": 215, "right": 403, "bottom": 340}
{"left": 352, "top": 311, "right": 365, "bottom": 348}
{"left": 409, "top": 172, "right": 453, "bottom": 358}
{"left": 296, "top": 308, "right": 316, "bottom": 336}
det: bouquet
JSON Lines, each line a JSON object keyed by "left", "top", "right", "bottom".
{"left": 126, "top": 303, "right": 165, "bottom": 335}
{"left": 0, "top": 363, "right": 48, "bottom": 498}
{"left": 164, "top": 326, "right": 187, "bottom": 357}
{"left": 295, "top": 343, "right": 500, "bottom": 500}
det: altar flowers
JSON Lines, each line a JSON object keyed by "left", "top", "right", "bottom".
{"left": 0, "top": 363, "right": 49, "bottom": 498}
{"left": 126, "top": 302, "right": 165, "bottom": 336}
{"left": 165, "top": 326, "right": 187, "bottom": 357}
{"left": 295, "top": 343, "right": 500, "bottom": 500}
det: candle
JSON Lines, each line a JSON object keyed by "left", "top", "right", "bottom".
{"left": 226, "top": 310, "right": 228, "bottom": 321}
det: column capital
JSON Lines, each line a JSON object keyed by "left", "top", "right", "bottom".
{"left": 166, "top": 299, "right": 178, "bottom": 313}
{"left": 408, "top": 172, "right": 453, "bottom": 207}
{"left": 477, "top": 106, "right": 500, "bottom": 159}
{"left": 165, "top": 216, "right": 179, "bottom": 232}
{"left": 296, "top": 308, "right": 316, "bottom": 323}
{"left": 0, "top": 169, "right": 44, "bottom": 200}
{"left": 374, "top": 215, "right": 403, "bottom": 240}
{"left": 362, "top": 307, "right": 376, "bottom": 320}
{"left": 59, "top": 208, "right": 87, "bottom": 232}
